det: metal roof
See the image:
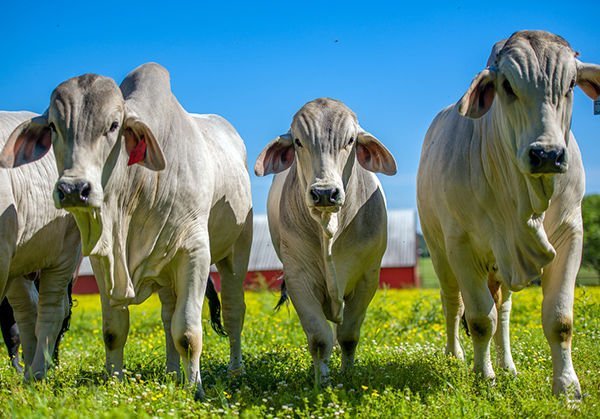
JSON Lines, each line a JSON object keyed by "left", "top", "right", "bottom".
{"left": 78, "top": 209, "right": 416, "bottom": 276}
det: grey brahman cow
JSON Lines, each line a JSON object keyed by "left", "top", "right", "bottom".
{"left": 255, "top": 98, "right": 396, "bottom": 385}
{"left": 0, "top": 63, "right": 253, "bottom": 399}
{"left": 417, "top": 30, "right": 600, "bottom": 398}
{"left": 0, "top": 111, "right": 81, "bottom": 380}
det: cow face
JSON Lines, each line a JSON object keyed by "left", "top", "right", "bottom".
{"left": 0, "top": 74, "right": 165, "bottom": 254}
{"left": 255, "top": 98, "right": 395, "bottom": 219}
{"left": 458, "top": 31, "right": 600, "bottom": 178}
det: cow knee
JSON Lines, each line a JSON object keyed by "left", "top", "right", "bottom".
{"left": 545, "top": 316, "right": 572, "bottom": 344}
{"left": 308, "top": 337, "right": 331, "bottom": 360}
{"left": 173, "top": 330, "right": 201, "bottom": 358}
{"left": 339, "top": 339, "right": 358, "bottom": 356}
{"left": 467, "top": 315, "right": 494, "bottom": 341}
{"left": 103, "top": 331, "right": 119, "bottom": 351}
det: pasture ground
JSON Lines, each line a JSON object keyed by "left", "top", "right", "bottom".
{"left": 1, "top": 286, "right": 599, "bottom": 418}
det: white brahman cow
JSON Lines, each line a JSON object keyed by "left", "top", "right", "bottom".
{"left": 255, "top": 98, "right": 396, "bottom": 385}
{"left": 0, "top": 111, "right": 80, "bottom": 380}
{"left": 417, "top": 30, "right": 600, "bottom": 398}
{"left": 0, "top": 64, "right": 253, "bottom": 399}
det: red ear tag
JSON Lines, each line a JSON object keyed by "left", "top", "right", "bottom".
{"left": 127, "top": 136, "right": 147, "bottom": 166}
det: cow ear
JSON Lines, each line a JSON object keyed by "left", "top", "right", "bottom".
{"left": 254, "top": 133, "right": 294, "bottom": 176}
{"left": 577, "top": 61, "right": 600, "bottom": 100}
{"left": 123, "top": 116, "right": 166, "bottom": 171}
{"left": 356, "top": 131, "right": 397, "bottom": 175}
{"left": 0, "top": 113, "right": 52, "bottom": 168}
{"left": 457, "top": 68, "right": 497, "bottom": 119}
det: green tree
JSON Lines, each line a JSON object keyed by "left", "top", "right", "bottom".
{"left": 582, "top": 194, "right": 600, "bottom": 276}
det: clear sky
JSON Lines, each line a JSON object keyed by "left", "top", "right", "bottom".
{"left": 1, "top": 1, "right": 598, "bottom": 215}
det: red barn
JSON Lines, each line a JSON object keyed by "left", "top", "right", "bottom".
{"left": 73, "top": 210, "right": 418, "bottom": 294}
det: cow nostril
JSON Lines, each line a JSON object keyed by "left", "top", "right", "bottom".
{"left": 79, "top": 183, "right": 91, "bottom": 201}
{"left": 57, "top": 189, "right": 66, "bottom": 201}
{"left": 529, "top": 149, "right": 543, "bottom": 168}
{"left": 310, "top": 189, "right": 320, "bottom": 203}
{"left": 556, "top": 149, "right": 565, "bottom": 166}
{"left": 330, "top": 188, "right": 340, "bottom": 203}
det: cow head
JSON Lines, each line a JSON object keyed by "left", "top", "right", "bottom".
{"left": 458, "top": 31, "right": 600, "bottom": 196}
{"left": 0, "top": 74, "right": 165, "bottom": 253}
{"left": 255, "top": 98, "right": 396, "bottom": 231}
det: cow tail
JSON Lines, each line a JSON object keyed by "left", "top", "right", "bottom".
{"left": 461, "top": 313, "right": 470, "bottom": 337}
{"left": 274, "top": 276, "right": 289, "bottom": 312}
{"left": 206, "top": 276, "right": 227, "bottom": 337}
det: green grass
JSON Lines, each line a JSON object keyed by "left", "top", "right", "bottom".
{"left": 1, "top": 287, "right": 599, "bottom": 418}
{"left": 419, "top": 257, "right": 600, "bottom": 287}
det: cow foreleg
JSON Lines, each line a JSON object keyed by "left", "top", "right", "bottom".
{"left": 541, "top": 229, "right": 582, "bottom": 399}
{"left": 99, "top": 293, "right": 130, "bottom": 379}
{"left": 171, "top": 248, "right": 209, "bottom": 400}
{"left": 5, "top": 278, "right": 38, "bottom": 372}
{"left": 286, "top": 278, "right": 333, "bottom": 387}
{"left": 448, "top": 239, "right": 497, "bottom": 381}
{"left": 336, "top": 268, "right": 378, "bottom": 372}
{"left": 158, "top": 286, "right": 181, "bottom": 380}
{"left": 431, "top": 247, "right": 465, "bottom": 361}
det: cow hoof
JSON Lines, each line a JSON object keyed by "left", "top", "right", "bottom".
{"left": 11, "top": 359, "right": 23, "bottom": 374}
{"left": 553, "top": 375, "right": 582, "bottom": 401}
{"left": 194, "top": 386, "right": 206, "bottom": 401}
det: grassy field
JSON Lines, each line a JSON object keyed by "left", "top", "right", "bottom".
{"left": 1, "top": 286, "right": 599, "bottom": 418}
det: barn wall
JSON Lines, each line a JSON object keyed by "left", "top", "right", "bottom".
{"left": 73, "top": 267, "right": 419, "bottom": 294}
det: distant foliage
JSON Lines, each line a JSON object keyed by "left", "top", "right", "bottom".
{"left": 582, "top": 194, "right": 600, "bottom": 276}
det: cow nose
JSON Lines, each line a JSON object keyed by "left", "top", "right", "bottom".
{"left": 56, "top": 181, "right": 92, "bottom": 207}
{"left": 528, "top": 146, "right": 566, "bottom": 174}
{"left": 310, "top": 187, "right": 341, "bottom": 207}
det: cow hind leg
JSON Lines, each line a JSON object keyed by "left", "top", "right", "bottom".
{"left": 215, "top": 213, "right": 251, "bottom": 375}
{"left": 158, "top": 286, "right": 181, "bottom": 380}
{"left": 5, "top": 278, "right": 38, "bottom": 374}
{"left": 490, "top": 276, "right": 516, "bottom": 374}
{"left": 0, "top": 297, "right": 22, "bottom": 372}
{"left": 336, "top": 268, "right": 378, "bottom": 372}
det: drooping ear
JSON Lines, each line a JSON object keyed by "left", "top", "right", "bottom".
{"left": 457, "top": 68, "right": 497, "bottom": 119}
{"left": 356, "top": 131, "right": 397, "bottom": 175}
{"left": 0, "top": 113, "right": 52, "bottom": 168}
{"left": 577, "top": 61, "right": 600, "bottom": 100}
{"left": 254, "top": 133, "right": 294, "bottom": 176}
{"left": 122, "top": 115, "right": 166, "bottom": 171}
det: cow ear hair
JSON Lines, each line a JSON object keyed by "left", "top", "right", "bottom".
{"left": 254, "top": 132, "right": 294, "bottom": 176}
{"left": 576, "top": 60, "right": 600, "bottom": 100}
{"left": 356, "top": 130, "right": 397, "bottom": 175}
{"left": 457, "top": 68, "right": 497, "bottom": 119}
{"left": 123, "top": 113, "right": 166, "bottom": 171}
{"left": 0, "top": 113, "right": 52, "bottom": 168}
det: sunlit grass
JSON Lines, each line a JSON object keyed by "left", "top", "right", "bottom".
{"left": 0, "top": 287, "right": 599, "bottom": 417}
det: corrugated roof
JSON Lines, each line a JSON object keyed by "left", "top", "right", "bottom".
{"left": 78, "top": 209, "right": 416, "bottom": 276}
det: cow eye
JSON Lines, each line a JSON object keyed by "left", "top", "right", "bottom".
{"left": 294, "top": 138, "right": 303, "bottom": 148}
{"left": 567, "top": 79, "right": 576, "bottom": 95}
{"left": 502, "top": 79, "right": 516, "bottom": 99}
{"left": 48, "top": 122, "right": 56, "bottom": 133}
{"left": 348, "top": 137, "right": 355, "bottom": 146}
{"left": 109, "top": 121, "right": 119, "bottom": 133}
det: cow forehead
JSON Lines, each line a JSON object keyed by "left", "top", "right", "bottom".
{"left": 291, "top": 99, "right": 358, "bottom": 146}
{"left": 496, "top": 31, "right": 576, "bottom": 89}
{"left": 50, "top": 75, "right": 123, "bottom": 128}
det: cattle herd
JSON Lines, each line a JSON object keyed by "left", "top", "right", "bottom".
{"left": 0, "top": 30, "right": 598, "bottom": 401}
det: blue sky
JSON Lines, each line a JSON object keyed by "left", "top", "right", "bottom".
{"left": 1, "top": 1, "right": 598, "bottom": 214}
